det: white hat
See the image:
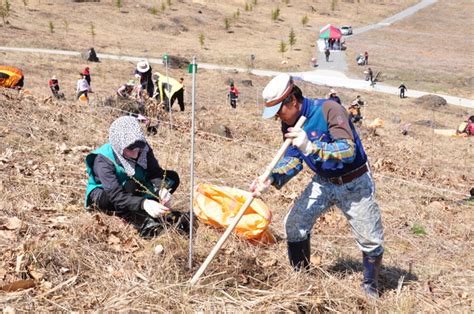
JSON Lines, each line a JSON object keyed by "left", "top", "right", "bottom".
{"left": 51, "top": 75, "right": 57, "bottom": 80}
{"left": 136, "top": 60, "right": 150, "bottom": 73}
{"left": 261, "top": 73, "right": 294, "bottom": 119}
{"left": 330, "top": 88, "right": 337, "bottom": 94}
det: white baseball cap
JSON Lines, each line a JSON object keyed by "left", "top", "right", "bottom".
{"left": 261, "top": 73, "right": 294, "bottom": 119}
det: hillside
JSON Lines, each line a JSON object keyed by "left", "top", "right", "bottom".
{"left": 1, "top": 0, "right": 473, "bottom": 312}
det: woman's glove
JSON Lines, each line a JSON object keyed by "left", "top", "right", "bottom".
{"left": 285, "top": 127, "right": 313, "bottom": 156}
{"left": 250, "top": 175, "right": 274, "bottom": 197}
{"left": 143, "top": 199, "right": 170, "bottom": 218}
{"left": 158, "top": 187, "right": 172, "bottom": 206}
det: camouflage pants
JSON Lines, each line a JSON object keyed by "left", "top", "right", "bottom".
{"left": 284, "top": 171, "right": 384, "bottom": 256}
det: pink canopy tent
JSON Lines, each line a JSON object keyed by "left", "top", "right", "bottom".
{"left": 319, "top": 24, "right": 342, "bottom": 39}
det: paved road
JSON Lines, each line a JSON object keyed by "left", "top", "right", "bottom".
{"left": 0, "top": 45, "right": 472, "bottom": 108}
{"left": 315, "top": 0, "right": 438, "bottom": 73}
{"left": 352, "top": 0, "right": 438, "bottom": 36}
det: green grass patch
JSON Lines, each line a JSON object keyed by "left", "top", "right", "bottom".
{"left": 411, "top": 223, "right": 427, "bottom": 236}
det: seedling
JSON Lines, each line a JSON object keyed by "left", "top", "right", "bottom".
{"left": 271, "top": 7, "right": 280, "bottom": 22}
{"left": 288, "top": 28, "right": 296, "bottom": 50}
{"left": 48, "top": 21, "right": 54, "bottom": 33}
{"left": 224, "top": 18, "right": 230, "bottom": 31}
{"left": 301, "top": 14, "right": 309, "bottom": 27}
{"left": 199, "top": 33, "right": 205, "bottom": 49}
{"left": 278, "top": 40, "right": 288, "bottom": 58}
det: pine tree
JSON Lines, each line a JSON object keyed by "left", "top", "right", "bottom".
{"left": 199, "top": 33, "right": 205, "bottom": 49}
{"left": 288, "top": 28, "right": 296, "bottom": 50}
{"left": 48, "top": 21, "right": 54, "bottom": 33}
{"left": 301, "top": 15, "right": 309, "bottom": 27}
{"left": 278, "top": 40, "right": 288, "bottom": 59}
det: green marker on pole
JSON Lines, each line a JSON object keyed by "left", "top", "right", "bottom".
{"left": 188, "top": 63, "right": 197, "bottom": 74}
{"left": 163, "top": 53, "right": 168, "bottom": 62}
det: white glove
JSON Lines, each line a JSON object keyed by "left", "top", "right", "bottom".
{"left": 158, "top": 187, "right": 172, "bottom": 206}
{"left": 285, "top": 127, "right": 313, "bottom": 156}
{"left": 143, "top": 199, "right": 170, "bottom": 218}
{"left": 250, "top": 175, "right": 274, "bottom": 197}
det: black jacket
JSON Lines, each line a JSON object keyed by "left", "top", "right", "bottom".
{"left": 89, "top": 147, "right": 165, "bottom": 212}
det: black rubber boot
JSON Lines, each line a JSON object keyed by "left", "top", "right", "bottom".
{"left": 287, "top": 237, "right": 311, "bottom": 271}
{"left": 361, "top": 252, "right": 383, "bottom": 298}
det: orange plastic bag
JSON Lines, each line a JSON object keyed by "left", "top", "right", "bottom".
{"left": 79, "top": 94, "right": 88, "bottom": 102}
{"left": 193, "top": 183, "right": 275, "bottom": 244}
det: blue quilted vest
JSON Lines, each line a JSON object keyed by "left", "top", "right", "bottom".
{"left": 285, "top": 98, "right": 368, "bottom": 178}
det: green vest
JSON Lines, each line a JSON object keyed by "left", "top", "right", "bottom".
{"left": 84, "top": 143, "right": 154, "bottom": 207}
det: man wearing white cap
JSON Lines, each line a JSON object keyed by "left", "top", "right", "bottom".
{"left": 327, "top": 88, "right": 341, "bottom": 105}
{"left": 250, "top": 73, "right": 384, "bottom": 298}
{"left": 134, "top": 60, "right": 154, "bottom": 98}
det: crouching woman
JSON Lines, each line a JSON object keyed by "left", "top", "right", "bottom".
{"left": 84, "top": 116, "right": 190, "bottom": 237}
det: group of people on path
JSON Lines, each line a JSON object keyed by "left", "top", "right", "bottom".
{"left": 85, "top": 73, "right": 385, "bottom": 298}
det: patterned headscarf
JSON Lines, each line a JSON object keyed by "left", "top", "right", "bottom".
{"left": 108, "top": 116, "right": 149, "bottom": 176}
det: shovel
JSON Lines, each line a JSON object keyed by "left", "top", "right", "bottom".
{"left": 190, "top": 115, "right": 307, "bottom": 285}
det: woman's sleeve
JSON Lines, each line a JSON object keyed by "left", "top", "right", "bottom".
{"left": 92, "top": 155, "right": 144, "bottom": 212}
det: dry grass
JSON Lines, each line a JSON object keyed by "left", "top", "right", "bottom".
{"left": 1, "top": 0, "right": 473, "bottom": 311}
{"left": 2, "top": 0, "right": 417, "bottom": 72}
{"left": 346, "top": 0, "right": 474, "bottom": 98}
{"left": 0, "top": 50, "right": 473, "bottom": 311}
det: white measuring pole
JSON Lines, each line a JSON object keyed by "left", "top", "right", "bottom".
{"left": 188, "top": 57, "right": 197, "bottom": 270}
{"left": 164, "top": 54, "right": 172, "bottom": 129}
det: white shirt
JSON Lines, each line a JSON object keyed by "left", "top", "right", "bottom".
{"left": 76, "top": 78, "right": 90, "bottom": 92}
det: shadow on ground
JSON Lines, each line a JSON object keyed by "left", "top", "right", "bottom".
{"left": 328, "top": 257, "right": 418, "bottom": 294}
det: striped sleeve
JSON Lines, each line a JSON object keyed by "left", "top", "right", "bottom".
{"left": 270, "top": 146, "right": 303, "bottom": 189}
{"left": 308, "top": 138, "right": 356, "bottom": 163}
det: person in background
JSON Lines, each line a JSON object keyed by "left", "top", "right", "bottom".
{"left": 348, "top": 95, "right": 364, "bottom": 125}
{"left": 84, "top": 116, "right": 191, "bottom": 238}
{"left": 48, "top": 75, "right": 64, "bottom": 99}
{"left": 364, "top": 51, "right": 369, "bottom": 65}
{"left": 153, "top": 73, "right": 185, "bottom": 112}
{"left": 366, "top": 68, "right": 374, "bottom": 86}
{"left": 82, "top": 67, "right": 91, "bottom": 88}
{"left": 325, "top": 48, "right": 330, "bottom": 62}
{"left": 398, "top": 82, "right": 407, "bottom": 98}
{"left": 117, "top": 80, "right": 136, "bottom": 99}
{"left": 250, "top": 73, "right": 384, "bottom": 299}
{"left": 76, "top": 73, "right": 90, "bottom": 103}
{"left": 228, "top": 82, "right": 239, "bottom": 109}
{"left": 135, "top": 61, "right": 154, "bottom": 98}
{"left": 456, "top": 115, "right": 474, "bottom": 136}
{"left": 327, "top": 89, "right": 342, "bottom": 105}
{"left": 179, "top": 77, "right": 185, "bottom": 104}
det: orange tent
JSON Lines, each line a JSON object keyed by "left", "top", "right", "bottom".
{"left": 0, "top": 66, "right": 24, "bottom": 88}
